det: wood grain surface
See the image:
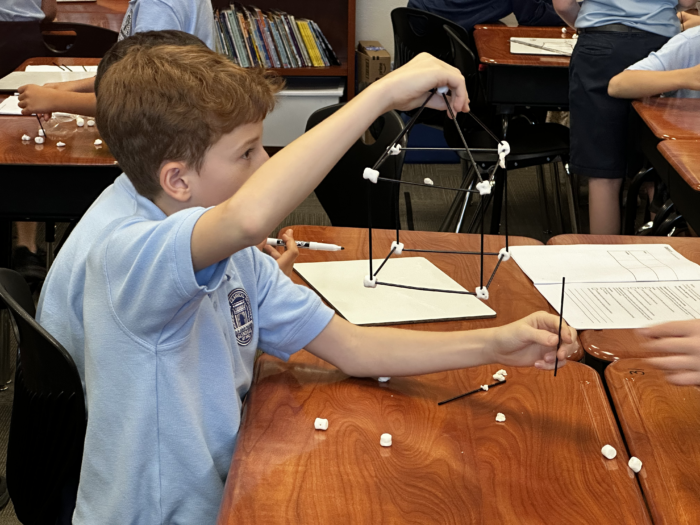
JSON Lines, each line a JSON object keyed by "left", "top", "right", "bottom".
{"left": 658, "top": 140, "right": 700, "bottom": 191}
{"left": 606, "top": 358, "right": 700, "bottom": 525}
{"left": 548, "top": 234, "right": 700, "bottom": 361}
{"left": 218, "top": 354, "right": 650, "bottom": 524}
{"left": 55, "top": 0, "right": 128, "bottom": 32}
{"left": 633, "top": 98, "right": 700, "bottom": 141}
{"left": 0, "top": 58, "right": 115, "bottom": 166}
{"left": 473, "top": 24, "right": 573, "bottom": 67}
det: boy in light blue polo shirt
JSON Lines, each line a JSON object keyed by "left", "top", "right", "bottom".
{"left": 609, "top": 25, "right": 700, "bottom": 98}
{"left": 38, "top": 42, "right": 579, "bottom": 524}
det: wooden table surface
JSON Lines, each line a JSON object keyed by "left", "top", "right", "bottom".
{"left": 658, "top": 139, "right": 700, "bottom": 192}
{"left": 633, "top": 97, "right": 700, "bottom": 141}
{"left": 219, "top": 353, "right": 649, "bottom": 524}
{"left": 473, "top": 24, "right": 573, "bottom": 67}
{"left": 606, "top": 358, "right": 700, "bottom": 525}
{"left": 548, "top": 234, "right": 700, "bottom": 362}
{"left": 55, "top": 0, "right": 128, "bottom": 32}
{"left": 0, "top": 58, "right": 114, "bottom": 167}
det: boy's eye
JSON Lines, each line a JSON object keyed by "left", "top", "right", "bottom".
{"left": 242, "top": 148, "right": 254, "bottom": 159}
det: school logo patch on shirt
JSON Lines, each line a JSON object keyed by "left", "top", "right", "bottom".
{"left": 229, "top": 288, "right": 253, "bottom": 346}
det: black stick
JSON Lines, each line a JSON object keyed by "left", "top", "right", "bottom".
{"left": 468, "top": 112, "right": 501, "bottom": 143}
{"left": 376, "top": 176, "right": 480, "bottom": 193}
{"left": 373, "top": 246, "right": 396, "bottom": 278}
{"left": 554, "top": 277, "right": 566, "bottom": 377}
{"left": 36, "top": 115, "right": 47, "bottom": 139}
{"left": 403, "top": 248, "right": 500, "bottom": 256}
{"left": 442, "top": 92, "right": 482, "bottom": 182}
{"left": 485, "top": 255, "right": 504, "bottom": 290}
{"left": 438, "top": 379, "right": 506, "bottom": 406}
{"left": 377, "top": 281, "right": 476, "bottom": 296}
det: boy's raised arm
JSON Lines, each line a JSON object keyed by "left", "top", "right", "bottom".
{"left": 191, "top": 54, "right": 469, "bottom": 271}
{"left": 552, "top": 0, "right": 580, "bottom": 28}
{"left": 608, "top": 66, "right": 700, "bottom": 98}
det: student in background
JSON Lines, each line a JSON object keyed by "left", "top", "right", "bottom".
{"left": 641, "top": 321, "right": 700, "bottom": 386}
{"left": 0, "top": 0, "right": 57, "bottom": 285}
{"left": 553, "top": 0, "right": 694, "bottom": 235}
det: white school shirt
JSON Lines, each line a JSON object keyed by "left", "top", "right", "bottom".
{"left": 576, "top": 0, "right": 680, "bottom": 38}
{"left": 37, "top": 174, "right": 334, "bottom": 523}
{"left": 628, "top": 26, "right": 700, "bottom": 98}
{"left": 0, "top": 0, "right": 44, "bottom": 21}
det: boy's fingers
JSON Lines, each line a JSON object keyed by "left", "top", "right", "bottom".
{"left": 527, "top": 326, "right": 558, "bottom": 347}
{"left": 665, "top": 370, "right": 700, "bottom": 386}
{"left": 644, "top": 338, "right": 700, "bottom": 355}
{"left": 645, "top": 355, "right": 699, "bottom": 371}
{"left": 639, "top": 320, "right": 698, "bottom": 338}
{"left": 262, "top": 245, "right": 281, "bottom": 260}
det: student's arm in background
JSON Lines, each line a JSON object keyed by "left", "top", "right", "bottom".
{"left": 18, "top": 84, "right": 97, "bottom": 120}
{"left": 679, "top": 11, "right": 700, "bottom": 30}
{"left": 639, "top": 320, "right": 700, "bottom": 385}
{"left": 552, "top": 0, "right": 580, "bottom": 28}
{"left": 306, "top": 312, "right": 578, "bottom": 377}
{"left": 191, "top": 54, "right": 469, "bottom": 271}
{"left": 41, "top": 0, "right": 57, "bottom": 21}
{"left": 608, "top": 64, "right": 700, "bottom": 98}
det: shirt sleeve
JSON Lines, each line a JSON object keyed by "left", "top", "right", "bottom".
{"left": 627, "top": 30, "right": 700, "bottom": 72}
{"left": 252, "top": 250, "right": 334, "bottom": 360}
{"left": 95, "top": 208, "right": 228, "bottom": 348}
{"left": 131, "top": 0, "right": 183, "bottom": 34}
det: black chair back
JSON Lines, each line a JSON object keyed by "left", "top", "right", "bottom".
{"left": 0, "top": 269, "right": 86, "bottom": 525}
{"left": 42, "top": 22, "right": 118, "bottom": 58}
{"left": 306, "top": 104, "right": 407, "bottom": 229}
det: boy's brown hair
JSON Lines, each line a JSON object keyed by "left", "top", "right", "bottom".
{"left": 96, "top": 44, "right": 283, "bottom": 199}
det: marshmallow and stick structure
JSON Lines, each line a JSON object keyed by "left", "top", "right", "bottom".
{"left": 554, "top": 277, "right": 566, "bottom": 377}
{"left": 363, "top": 87, "right": 511, "bottom": 299}
{"left": 438, "top": 378, "right": 507, "bottom": 406}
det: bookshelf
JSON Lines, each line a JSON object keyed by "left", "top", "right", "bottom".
{"left": 211, "top": 0, "right": 356, "bottom": 98}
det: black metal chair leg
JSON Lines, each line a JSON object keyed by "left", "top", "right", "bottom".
{"left": 536, "top": 164, "right": 552, "bottom": 237}
{"left": 623, "top": 166, "right": 656, "bottom": 235}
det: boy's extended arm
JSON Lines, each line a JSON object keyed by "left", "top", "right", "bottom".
{"left": 18, "top": 84, "right": 97, "bottom": 119}
{"left": 639, "top": 320, "right": 700, "bottom": 385}
{"left": 305, "top": 312, "right": 579, "bottom": 377}
{"left": 608, "top": 64, "right": 700, "bottom": 98}
{"left": 41, "top": 0, "right": 57, "bottom": 21}
{"left": 552, "top": 0, "right": 580, "bottom": 28}
{"left": 191, "top": 54, "right": 469, "bottom": 271}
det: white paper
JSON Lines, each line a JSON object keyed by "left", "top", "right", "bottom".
{"left": 538, "top": 281, "right": 700, "bottom": 330}
{"left": 0, "top": 96, "right": 22, "bottom": 115}
{"left": 510, "top": 244, "right": 700, "bottom": 284}
{"left": 0, "top": 71, "right": 96, "bottom": 92}
{"left": 294, "top": 257, "right": 495, "bottom": 326}
{"left": 509, "top": 37, "right": 576, "bottom": 56}
{"left": 24, "top": 65, "right": 98, "bottom": 73}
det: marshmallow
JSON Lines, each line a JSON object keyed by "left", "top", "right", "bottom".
{"left": 498, "top": 141, "right": 510, "bottom": 169}
{"left": 601, "top": 445, "right": 617, "bottom": 460}
{"left": 363, "top": 167, "right": 379, "bottom": 184}
{"left": 21, "top": 134, "right": 30, "bottom": 141}
{"left": 314, "top": 418, "right": 328, "bottom": 430}
{"left": 390, "top": 241, "right": 404, "bottom": 255}
{"left": 495, "top": 413, "right": 506, "bottom": 422}
{"left": 94, "top": 139, "right": 103, "bottom": 146}
{"left": 498, "top": 248, "right": 511, "bottom": 262}
{"left": 496, "top": 369, "right": 507, "bottom": 376}
{"left": 628, "top": 457, "right": 642, "bottom": 473}
{"left": 476, "top": 180, "right": 491, "bottom": 195}
{"left": 493, "top": 373, "right": 505, "bottom": 382}
{"left": 572, "top": 34, "right": 578, "bottom": 39}
{"left": 56, "top": 141, "right": 66, "bottom": 147}
{"left": 481, "top": 384, "right": 489, "bottom": 391}
{"left": 561, "top": 27, "right": 567, "bottom": 33}
{"left": 388, "top": 144, "right": 401, "bottom": 156}
{"left": 76, "top": 118, "right": 85, "bottom": 127}
{"left": 380, "top": 433, "right": 392, "bottom": 447}
{"left": 87, "top": 119, "right": 95, "bottom": 127}
{"left": 437, "top": 86, "right": 449, "bottom": 95}
{"left": 423, "top": 178, "right": 434, "bottom": 186}
{"left": 378, "top": 377, "right": 390, "bottom": 382}
{"left": 38, "top": 129, "right": 44, "bottom": 137}
{"left": 476, "top": 287, "right": 489, "bottom": 300}
{"left": 34, "top": 136, "right": 44, "bottom": 144}
{"left": 363, "top": 275, "right": 377, "bottom": 288}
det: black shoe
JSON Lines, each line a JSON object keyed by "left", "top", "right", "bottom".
{"left": 12, "top": 246, "right": 47, "bottom": 285}
{"left": 0, "top": 475, "right": 9, "bottom": 509}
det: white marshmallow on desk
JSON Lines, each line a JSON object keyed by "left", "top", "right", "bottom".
{"left": 38, "top": 129, "right": 44, "bottom": 137}
{"left": 87, "top": 119, "right": 95, "bottom": 127}
{"left": 476, "top": 287, "right": 489, "bottom": 300}
{"left": 380, "top": 433, "right": 392, "bottom": 447}
{"left": 481, "top": 384, "right": 489, "bottom": 391}
{"left": 21, "top": 134, "right": 30, "bottom": 141}
{"left": 378, "top": 377, "right": 390, "bottom": 383}
{"left": 94, "top": 139, "right": 102, "bottom": 146}
{"left": 363, "top": 275, "right": 377, "bottom": 288}
{"left": 423, "top": 178, "right": 434, "bottom": 186}
{"left": 601, "top": 445, "right": 617, "bottom": 460}
{"left": 76, "top": 117, "right": 85, "bottom": 127}
{"left": 498, "top": 248, "right": 511, "bottom": 262}
{"left": 495, "top": 413, "right": 506, "bottom": 422}
{"left": 496, "top": 369, "right": 507, "bottom": 377}
{"left": 314, "top": 418, "right": 328, "bottom": 431}
{"left": 56, "top": 141, "right": 65, "bottom": 147}
{"left": 628, "top": 456, "right": 643, "bottom": 473}
{"left": 34, "top": 136, "right": 44, "bottom": 144}
{"left": 390, "top": 241, "right": 404, "bottom": 255}
{"left": 493, "top": 373, "right": 505, "bottom": 382}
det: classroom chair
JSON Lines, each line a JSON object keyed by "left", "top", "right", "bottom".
{"left": 0, "top": 269, "right": 85, "bottom": 525}
{"left": 41, "top": 22, "right": 118, "bottom": 58}
{"left": 441, "top": 26, "right": 576, "bottom": 235}
{"left": 305, "top": 105, "right": 407, "bottom": 229}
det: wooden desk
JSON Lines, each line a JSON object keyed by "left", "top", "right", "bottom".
{"left": 219, "top": 354, "right": 649, "bottom": 523}
{"left": 0, "top": 57, "right": 120, "bottom": 268}
{"left": 606, "top": 358, "right": 700, "bottom": 525}
{"left": 658, "top": 140, "right": 700, "bottom": 192}
{"left": 473, "top": 24, "right": 571, "bottom": 109}
{"left": 55, "top": 0, "right": 128, "bottom": 32}
{"left": 547, "top": 234, "right": 700, "bottom": 366}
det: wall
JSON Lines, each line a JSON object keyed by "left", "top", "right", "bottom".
{"left": 356, "top": 0, "right": 407, "bottom": 60}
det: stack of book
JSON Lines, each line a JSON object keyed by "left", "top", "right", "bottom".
{"left": 215, "top": 4, "right": 341, "bottom": 69}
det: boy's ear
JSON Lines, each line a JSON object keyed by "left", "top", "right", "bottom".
{"left": 159, "top": 161, "right": 193, "bottom": 203}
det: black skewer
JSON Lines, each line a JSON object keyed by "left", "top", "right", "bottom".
{"left": 36, "top": 115, "right": 47, "bottom": 139}
{"left": 438, "top": 379, "right": 506, "bottom": 406}
{"left": 554, "top": 277, "right": 566, "bottom": 377}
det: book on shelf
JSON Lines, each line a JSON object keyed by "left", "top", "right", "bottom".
{"left": 215, "top": 4, "right": 341, "bottom": 69}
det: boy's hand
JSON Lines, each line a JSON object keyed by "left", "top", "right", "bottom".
{"left": 371, "top": 53, "right": 470, "bottom": 114}
{"left": 17, "top": 84, "right": 57, "bottom": 120}
{"left": 639, "top": 320, "right": 700, "bottom": 386}
{"left": 681, "top": 64, "right": 700, "bottom": 92}
{"left": 487, "top": 311, "right": 578, "bottom": 370}
{"left": 258, "top": 229, "right": 299, "bottom": 277}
